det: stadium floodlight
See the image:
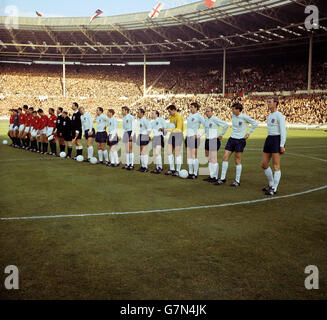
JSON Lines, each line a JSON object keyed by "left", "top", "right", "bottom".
{"left": 138, "top": 41, "right": 148, "bottom": 51}
{"left": 112, "top": 42, "right": 124, "bottom": 52}
{"left": 0, "top": 40, "right": 7, "bottom": 48}
{"left": 260, "top": 29, "right": 285, "bottom": 39}
{"left": 125, "top": 41, "right": 136, "bottom": 51}
{"left": 192, "top": 38, "right": 209, "bottom": 48}
{"left": 157, "top": 43, "right": 171, "bottom": 50}
{"left": 239, "top": 34, "right": 260, "bottom": 43}
{"left": 252, "top": 32, "right": 272, "bottom": 41}
{"left": 320, "top": 25, "right": 327, "bottom": 32}
{"left": 71, "top": 42, "right": 85, "bottom": 52}
{"left": 219, "top": 35, "right": 235, "bottom": 45}
{"left": 96, "top": 42, "right": 109, "bottom": 51}
{"left": 28, "top": 41, "right": 36, "bottom": 50}
{"left": 84, "top": 42, "right": 97, "bottom": 51}
{"left": 177, "top": 38, "right": 195, "bottom": 48}
{"left": 277, "top": 26, "right": 301, "bottom": 37}
{"left": 164, "top": 39, "right": 178, "bottom": 48}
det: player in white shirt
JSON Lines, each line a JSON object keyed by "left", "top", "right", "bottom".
{"left": 106, "top": 109, "right": 120, "bottom": 167}
{"left": 79, "top": 106, "right": 95, "bottom": 161}
{"left": 150, "top": 110, "right": 166, "bottom": 174}
{"left": 261, "top": 96, "right": 287, "bottom": 195}
{"left": 185, "top": 102, "right": 206, "bottom": 179}
{"left": 95, "top": 107, "right": 110, "bottom": 165}
{"left": 136, "top": 108, "right": 152, "bottom": 172}
{"left": 121, "top": 106, "right": 136, "bottom": 170}
{"left": 202, "top": 107, "right": 229, "bottom": 183}
{"left": 216, "top": 102, "right": 258, "bottom": 186}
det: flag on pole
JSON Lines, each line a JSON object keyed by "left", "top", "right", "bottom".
{"left": 35, "top": 11, "right": 42, "bottom": 17}
{"left": 204, "top": 0, "right": 216, "bottom": 8}
{"left": 89, "top": 9, "right": 103, "bottom": 24}
{"left": 148, "top": 2, "right": 164, "bottom": 19}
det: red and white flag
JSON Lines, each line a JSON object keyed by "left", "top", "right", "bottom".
{"left": 89, "top": 9, "right": 103, "bottom": 24}
{"left": 35, "top": 11, "right": 42, "bottom": 17}
{"left": 148, "top": 2, "right": 164, "bottom": 19}
{"left": 205, "top": 0, "right": 216, "bottom": 8}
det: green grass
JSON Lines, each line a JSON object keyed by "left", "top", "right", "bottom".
{"left": 0, "top": 120, "right": 326, "bottom": 299}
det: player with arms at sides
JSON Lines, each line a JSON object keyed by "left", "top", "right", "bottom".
{"left": 216, "top": 102, "right": 258, "bottom": 187}
{"left": 56, "top": 107, "right": 65, "bottom": 155}
{"left": 261, "top": 96, "right": 287, "bottom": 196}
{"left": 71, "top": 102, "right": 83, "bottom": 159}
{"left": 136, "top": 108, "right": 152, "bottom": 172}
{"left": 30, "top": 111, "right": 40, "bottom": 152}
{"left": 95, "top": 107, "right": 109, "bottom": 165}
{"left": 62, "top": 111, "right": 73, "bottom": 158}
{"left": 17, "top": 105, "right": 28, "bottom": 148}
{"left": 79, "top": 106, "right": 95, "bottom": 162}
{"left": 106, "top": 109, "right": 120, "bottom": 167}
{"left": 164, "top": 105, "right": 184, "bottom": 177}
{"left": 37, "top": 109, "right": 49, "bottom": 154}
{"left": 185, "top": 102, "right": 206, "bottom": 179}
{"left": 8, "top": 109, "right": 15, "bottom": 146}
{"left": 150, "top": 110, "right": 166, "bottom": 174}
{"left": 203, "top": 107, "right": 229, "bottom": 183}
{"left": 47, "top": 108, "right": 57, "bottom": 156}
{"left": 121, "top": 106, "right": 136, "bottom": 170}
{"left": 23, "top": 107, "right": 34, "bottom": 150}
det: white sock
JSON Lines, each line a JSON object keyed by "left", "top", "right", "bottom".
{"left": 213, "top": 163, "right": 219, "bottom": 179}
{"left": 168, "top": 154, "right": 175, "bottom": 171}
{"left": 103, "top": 150, "right": 109, "bottom": 162}
{"left": 176, "top": 156, "right": 182, "bottom": 172}
{"left": 98, "top": 150, "right": 103, "bottom": 162}
{"left": 156, "top": 155, "right": 162, "bottom": 169}
{"left": 187, "top": 158, "right": 194, "bottom": 175}
{"left": 114, "top": 151, "right": 119, "bottom": 164}
{"left": 264, "top": 167, "right": 274, "bottom": 187}
{"left": 144, "top": 155, "right": 148, "bottom": 168}
{"left": 273, "top": 171, "right": 281, "bottom": 192}
{"left": 194, "top": 158, "right": 199, "bottom": 176}
{"left": 126, "top": 154, "right": 130, "bottom": 166}
{"left": 140, "top": 155, "right": 145, "bottom": 167}
{"left": 221, "top": 161, "right": 229, "bottom": 180}
{"left": 129, "top": 153, "right": 134, "bottom": 166}
{"left": 87, "top": 146, "right": 93, "bottom": 159}
{"left": 109, "top": 151, "right": 113, "bottom": 163}
{"left": 235, "top": 164, "right": 242, "bottom": 183}
{"left": 208, "top": 162, "right": 214, "bottom": 178}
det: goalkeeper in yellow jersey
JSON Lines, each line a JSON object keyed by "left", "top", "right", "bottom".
{"left": 163, "top": 105, "right": 184, "bottom": 177}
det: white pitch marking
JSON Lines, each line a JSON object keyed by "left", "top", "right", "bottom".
{"left": 0, "top": 157, "right": 62, "bottom": 162}
{"left": 1, "top": 185, "right": 327, "bottom": 221}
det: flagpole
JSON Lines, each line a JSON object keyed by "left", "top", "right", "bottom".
{"left": 222, "top": 48, "right": 226, "bottom": 97}
{"left": 63, "top": 54, "right": 66, "bottom": 97}
{"left": 144, "top": 54, "right": 146, "bottom": 97}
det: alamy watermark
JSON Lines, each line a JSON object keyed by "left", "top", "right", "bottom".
{"left": 304, "top": 5, "right": 319, "bottom": 30}
{"left": 4, "top": 265, "right": 19, "bottom": 290}
{"left": 304, "top": 265, "right": 319, "bottom": 290}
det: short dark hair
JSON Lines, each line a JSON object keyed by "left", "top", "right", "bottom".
{"left": 154, "top": 110, "right": 160, "bottom": 117}
{"left": 108, "top": 109, "right": 115, "bottom": 115}
{"left": 58, "top": 107, "right": 63, "bottom": 112}
{"left": 62, "top": 111, "right": 68, "bottom": 115}
{"left": 32, "top": 111, "right": 37, "bottom": 115}
{"left": 268, "top": 96, "right": 279, "bottom": 106}
{"left": 23, "top": 105, "right": 28, "bottom": 110}
{"left": 97, "top": 107, "right": 104, "bottom": 113}
{"left": 190, "top": 102, "right": 200, "bottom": 110}
{"left": 37, "top": 109, "right": 43, "bottom": 114}
{"left": 49, "top": 108, "right": 55, "bottom": 113}
{"left": 28, "top": 107, "right": 34, "bottom": 111}
{"left": 18, "top": 107, "right": 22, "bottom": 111}
{"left": 231, "top": 103, "right": 243, "bottom": 112}
{"left": 122, "top": 106, "right": 130, "bottom": 113}
{"left": 167, "top": 105, "right": 177, "bottom": 111}
{"left": 138, "top": 108, "right": 145, "bottom": 114}
{"left": 72, "top": 102, "right": 79, "bottom": 108}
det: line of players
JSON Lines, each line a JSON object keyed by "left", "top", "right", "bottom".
{"left": 7, "top": 97, "right": 286, "bottom": 195}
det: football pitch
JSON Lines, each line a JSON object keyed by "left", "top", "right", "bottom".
{"left": 0, "top": 120, "right": 326, "bottom": 300}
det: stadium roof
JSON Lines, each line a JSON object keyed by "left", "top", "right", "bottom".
{"left": 0, "top": 0, "right": 326, "bottom": 62}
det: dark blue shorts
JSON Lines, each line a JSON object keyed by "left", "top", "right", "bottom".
{"left": 85, "top": 128, "right": 95, "bottom": 139}
{"left": 95, "top": 131, "right": 108, "bottom": 143}
{"left": 168, "top": 133, "right": 183, "bottom": 148}
{"left": 225, "top": 137, "right": 246, "bottom": 153}
{"left": 137, "top": 134, "right": 150, "bottom": 146}
{"left": 185, "top": 136, "right": 200, "bottom": 149}
{"left": 205, "top": 138, "right": 221, "bottom": 152}
{"left": 152, "top": 135, "right": 164, "bottom": 149}
{"left": 263, "top": 135, "right": 281, "bottom": 154}
{"left": 122, "top": 131, "right": 133, "bottom": 143}
{"left": 107, "top": 134, "right": 119, "bottom": 146}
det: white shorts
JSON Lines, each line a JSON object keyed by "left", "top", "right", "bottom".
{"left": 14, "top": 126, "right": 19, "bottom": 131}
{"left": 19, "top": 124, "right": 25, "bottom": 132}
{"left": 31, "top": 130, "right": 37, "bottom": 138}
{"left": 25, "top": 126, "right": 30, "bottom": 133}
{"left": 40, "top": 127, "right": 47, "bottom": 135}
{"left": 47, "top": 127, "right": 54, "bottom": 136}
{"left": 9, "top": 124, "right": 14, "bottom": 131}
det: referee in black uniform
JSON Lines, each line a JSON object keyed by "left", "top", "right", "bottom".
{"left": 62, "top": 111, "right": 73, "bottom": 158}
{"left": 71, "top": 102, "right": 83, "bottom": 159}
{"left": 56, "top": 107, "right": 65, "bottom": 154}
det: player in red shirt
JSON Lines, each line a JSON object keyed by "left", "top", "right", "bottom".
{"left": 30, "top": 111, "right": 40, "bottom": 152}
{"left": 21, "top": 107, "right": 34, "bottom": 149}
{"left": 18, "top": 105, "right": 28, "bottom": 148}
{"left": 37, "top": 109, "right": 49, "bottom": 154}
{"left": 8, "top": 109, "right": 15, "bottom": 146}
{"left": 47, "top": 108, "right": 57, "bottom": 156}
